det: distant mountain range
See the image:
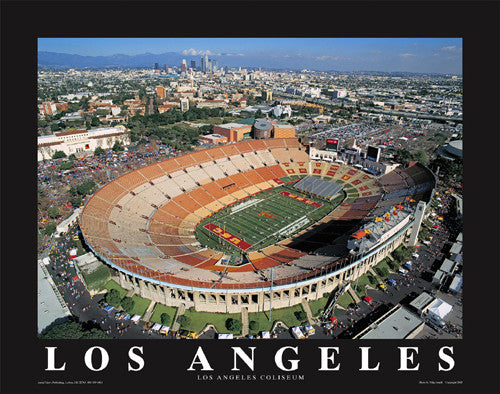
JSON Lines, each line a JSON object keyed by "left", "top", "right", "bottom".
{"left": 38, "top": 51, "right": 457, "bottom": 76}
{"left": 38, "top": 51, "right": 193, "bottom": 68}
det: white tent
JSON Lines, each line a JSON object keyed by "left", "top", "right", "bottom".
{"left": 304, "top": 325, "right": 315, "bottom": 336}
{"left": 160, "top": 326, "right": 170, "bottom": 335}
{"left": 42, "top": 257, "right": 50, "bottom": 265}
{"left": 151, "top": 323, "right": 162, "bottom": 332}
{"left": 131, "top": 314, "right": 141, "bottom": 323}
{"left": 428, "top": 299, "right": 452, "bottom": 320}
{"left": 291, "top": 326, "right": 305, "bottom": 339}
{"left": 218, "top": 333, "right": 234, "bottom": 339}
{"left": 261, "top": 331, "right": 271, "bottom": 339}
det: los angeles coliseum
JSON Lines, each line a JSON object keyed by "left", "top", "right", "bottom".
{"left": 79, "top": 138, "right": 436, "bottom": 313}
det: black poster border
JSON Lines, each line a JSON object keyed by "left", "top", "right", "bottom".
{"left": 1, "top": 1, "right": 499, "bottom": 393}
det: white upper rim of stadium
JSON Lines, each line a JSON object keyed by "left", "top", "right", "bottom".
{"left": 85, "top": 217, "right": 414, "bottom": 294}
{"left": 79, "top": 137, "right": 435, "bottom": 293}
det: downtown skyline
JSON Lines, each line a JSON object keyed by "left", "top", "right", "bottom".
{"left": 38, "top": 38, "right": 462, "bottom": 74}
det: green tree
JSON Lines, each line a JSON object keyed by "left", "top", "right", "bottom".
{"left": 429, "top": 156, "right": 462, "bottom": 181}
{"left": 48, "top": 207, "right": 60, "bottom": 219}
{"left": 44, "top": 223, "right": 57, "bottom": 235}
{"left": 177, "top": 315, "right": 191, "bottom": 328}
{"left": 90, "top": 116, "right": 100, "bottom": 127}
{"left": 76, "top": 180, "right": 96, "bottom": 196}
{"left": 225, "top": 318, "right": 242, "bottom": 333}
{"left": 52, "top": 150, "right": 66, "bottom": 159}
{"left": 95, "top": 108, "right": 109, "bottom": 116}
{"left": 50, "top": 123, "right": 61, "bottom": 132}
{"left": 59, "top": 161, "right": 74, "bottom": 171}
{"left": 112, "top": 141, "right": 124, "bottom": 152}
{"left": 375, "top": 266, "right": 389, "bottom": 278}
{"left": 249, "top": 321, "right": 259, "bottom": 332}
{"left": 413, "top": 150, "right": 429, "bottom": 165}
{"left": 160, "top": 313, "right": 171, "bottom": 325}
{"left": 94, "top": 146, "right": 106, "bottom": 156}
{"left": 392, "top": 245, "right": 414, "bottom": 263}
{"left": 120, "top": 297, "right": 135, "bottom": 313}
{"left": 294, "top": 310, "right": 307, "bottom": 322}
{"left": 255, "top": 109, "right": 263, "bottom": 118}
{"left": 39, "top": 320, "right": 109, "bottom": 339}
{"left": 68, "top": 154, "right": 77, "bottom": 160}
{"left": 105, "top": 289, "right": 122, "bottom": 307}
{"left": 393, "top": 149, "right": 411, "bottom": 166}
{"left": 70, "top": 195, "right": 82, "bottom": 207}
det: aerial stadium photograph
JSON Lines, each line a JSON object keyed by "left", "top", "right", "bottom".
{"left": 37, "top": 37, "right": 463, "bottom": 340}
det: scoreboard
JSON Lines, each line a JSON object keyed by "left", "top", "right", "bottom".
{"left": 325, "top": 139, "right": 339, "bottom": 151}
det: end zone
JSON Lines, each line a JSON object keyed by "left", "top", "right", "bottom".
{"left": 203, "top": 223, "right": 253, "bottom": 250}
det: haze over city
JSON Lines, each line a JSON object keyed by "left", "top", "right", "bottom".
{"left": 38, "top": 38, "right": 462, "bottom": 74}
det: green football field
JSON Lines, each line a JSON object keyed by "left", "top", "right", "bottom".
{"left": 196, "top": 184, "right": 345, "bottom": 255}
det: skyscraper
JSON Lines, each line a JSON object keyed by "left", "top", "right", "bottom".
{"left": 154, "top": 63, "right": 159, "bottom": 70}
{"left": 204, "top": 55, "right": 209, "bottom": 73}
{"left": 200, "top": 57, "right": 205, "bottom": 73}
{"left": 164, "top": 64, "right": 169, "bottom": 73}
{"left": 190, "top": 60, "right": 196, "bottom": 70}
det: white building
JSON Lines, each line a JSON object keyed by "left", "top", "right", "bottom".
{"left": 308, "top": 146, "right": 399, "bottom": 176}
{"left": 333, "top": 90, "right": 347, "bottom": 98}
{"left": 273, "top": 104, "right": 292, "bottom": 118}
{"left": 37, "top": 126, "right": 129, "bottom": 161}
{"left": 180, "top": 98, "right": 190, "bottom": 112}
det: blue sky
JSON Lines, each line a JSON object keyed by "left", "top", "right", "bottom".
{"left": 38, "top": 38, "right": 462, "bottom": 74}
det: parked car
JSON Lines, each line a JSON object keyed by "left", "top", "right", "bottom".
{"left": 178, "top": 329, "right": 198, "bottom": 339}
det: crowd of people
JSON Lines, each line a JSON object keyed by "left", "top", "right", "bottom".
{"left": 37, "top": 140, "right": 181, "bottom": 251}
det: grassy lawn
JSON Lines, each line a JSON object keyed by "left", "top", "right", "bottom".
{"left": 309, "top": 296, "right": 330, "bottom": 317}
{"left": 248, "top": 304, "right": 306, "bottom": 333}
{"left": 74, "top": 237, "right": 87, "bottom": 256}
{"left": 195, "top": 185, "right": 336, "bottom": 255}
{"left": 336, "top": 291, "right": 355, "bottom": 309}
{"left": 104, "top": 280, "right": 128, "bottom": 299}
{"left": 129, "top": 295, "right": 151, "bottom": 316}
{"left": 82, "top": 265, "right": 111, "bottom": 290}
{"left": 352, "top": 273, "right": 377, "bottom": 298}
{"left": 149, "top": 303, "right": 178, "bottom": 325}
{"left": 181, "top": 309, "right": 242, "bottom": 334}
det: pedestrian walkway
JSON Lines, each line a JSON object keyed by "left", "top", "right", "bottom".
{"left": 142, "top": 301, "right": 156, "bottom": 322}
{"left": 301, "top": 299, "right": 314, "bottom": 325}
{"left": 241, "top": 307, "right": 249, "bottom": 337}
{"left": 171, "top": 303, "right": 186, "bottom": 332}
{"left": 347, "top": 287, "right": 362, "bottom": 304}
